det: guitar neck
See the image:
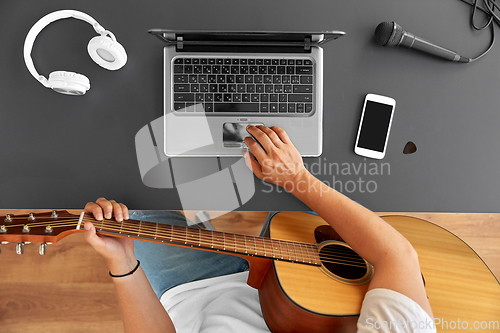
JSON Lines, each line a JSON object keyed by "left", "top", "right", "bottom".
{"left": 0, "top": 210, "right": 320, "bottom": 266}
{"left": 87, "top": 213, "right": 321, "bottom": 267}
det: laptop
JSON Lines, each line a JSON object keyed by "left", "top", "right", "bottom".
{"left": 149, "top": 29, "right": 345, "bottom": 157}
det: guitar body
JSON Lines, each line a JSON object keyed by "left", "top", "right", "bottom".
{"left": 383, "top": 215, "right": 500, "bottom": 332}
{"left": 259, "top": 212, "right": 367, "bottom": 333}
{"left": 258, "top": 212, "right": 500, "bottom": 333}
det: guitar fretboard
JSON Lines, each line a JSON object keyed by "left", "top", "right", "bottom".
{"left": 91, "top": 214, "right": 321, "bottom": 266}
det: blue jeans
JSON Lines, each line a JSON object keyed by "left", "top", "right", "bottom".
{"left": 131, "top": 210, "right": 275, "bottom": 299}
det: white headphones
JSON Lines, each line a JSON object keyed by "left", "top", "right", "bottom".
{"left": 23, "top": 10, "right": 127, "bottom": 95}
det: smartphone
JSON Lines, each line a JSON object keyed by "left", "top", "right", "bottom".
{"left": 354, "top": 94, "right": 396, "bottom": 159}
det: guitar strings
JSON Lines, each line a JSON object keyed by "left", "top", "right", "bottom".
{"left": 85, "top": 218, "right": 367, "bottom": 268}
{"left": 4, "top": 215, "right": 366, "bottom": 268}
{"left": 88, "top": 219, "right": 322, "bottom": 264}
{"left": 84, "top": 218, "right": 367, "bottom": 266}
{"left": 100, "top": 219, "right": 365, "bottom": 263}
{"left": 3, "top": 216, "right": 367, "bottom": 267}
{"left": 13, "top": 216, "right": 368, "bottom": 266}
{"left": 27, "top": 219, "right": 367, "bottom": 267}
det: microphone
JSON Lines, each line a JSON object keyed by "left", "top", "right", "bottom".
{"left": 374, "top": 21, "right": 470, "bottom": 63}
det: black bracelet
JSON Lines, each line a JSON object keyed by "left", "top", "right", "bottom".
{"left": 109, "top": 260, "right": 140, "bottom": 278}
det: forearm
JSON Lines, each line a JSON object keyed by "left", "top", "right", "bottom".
{"left": 244, "top": 125, "right": 432, "bottom": 317}
{"left": 109, "top": 259, "right": 175, "bottom": 333}
{"left": 83, "top": 202, "right": 176, "bottom": 332}
{"left": 288, "top": 171, "right": 415, "bottom": 267}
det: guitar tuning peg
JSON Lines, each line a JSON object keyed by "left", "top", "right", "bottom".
{"left": 0, "top": 241, "right": 9, "bottom": 254}
{"left": 51, "top": 210, "right": 58, "bottom": 218}
{"left": 4, "top": 214, "right": 13, "bottom": 222}
{"left": 39, "top": 243, "right": 47, "bottom": 256}
{"left": 28, "top": 213, "right": 35, "bottom": 221}
{"left": 16, "top": 242, "right": 25, "bottom": 255}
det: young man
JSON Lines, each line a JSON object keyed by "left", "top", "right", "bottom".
{"left": 83, "top": 125, "right": 435, "bottom": 333}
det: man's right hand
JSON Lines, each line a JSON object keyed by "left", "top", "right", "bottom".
{"left": 243, "top": 125, "right": 310, "bottom": 192}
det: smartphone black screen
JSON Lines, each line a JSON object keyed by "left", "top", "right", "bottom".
{"left": 357, "top": 101, "right": 394, "bottom": 152}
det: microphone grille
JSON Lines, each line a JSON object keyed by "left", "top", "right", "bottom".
{"left": 374, "top": 21, "right": 403, "bottom": 47}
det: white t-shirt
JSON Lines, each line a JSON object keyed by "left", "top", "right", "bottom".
{"left": 160, "top": 271, "right": 436, "bottom": 333}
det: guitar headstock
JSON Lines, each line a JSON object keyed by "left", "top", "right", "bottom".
{"left": 0, "top": 210, "right": 81, "bottom": 255}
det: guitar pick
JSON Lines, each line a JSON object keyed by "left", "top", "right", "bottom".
{"left": 403, "top": 141, "right": 417, "bottom": 154}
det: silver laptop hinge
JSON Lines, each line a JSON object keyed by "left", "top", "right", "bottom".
{"left": 304, "top": 37, "right": 311, "bottom": 51}
{"left": 177, "top": 36, "right": 184, "bottom": 50}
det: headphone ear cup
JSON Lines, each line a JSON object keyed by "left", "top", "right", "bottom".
{"left": 48, "top": 71, "right": 90, "bottom": 95}
{"left": 88, "top": 36, "right": 127, "bottom": 70}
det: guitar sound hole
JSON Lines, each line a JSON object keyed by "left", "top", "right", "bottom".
{"left": 319, "top": 244, "right": 368, "bottom": 280}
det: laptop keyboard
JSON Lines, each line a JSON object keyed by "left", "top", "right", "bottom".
{"left": 172, "top": 57, "right": 315, "bottom": 115}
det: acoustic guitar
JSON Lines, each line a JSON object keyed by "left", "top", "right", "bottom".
{"left": 1, "top": 210, "right": 499, "bottom": 332}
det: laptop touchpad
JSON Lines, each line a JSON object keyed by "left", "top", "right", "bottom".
{"left": 223, "top": 122, "right": 263, "bottom": 148}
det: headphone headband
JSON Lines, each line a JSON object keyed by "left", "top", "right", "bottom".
{"left": 23, "top": 10, "right": 110, "bottom": 86}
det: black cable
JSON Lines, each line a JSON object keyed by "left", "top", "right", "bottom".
{"left": 459, "top": 0, "right": 499, "bottom": 61}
